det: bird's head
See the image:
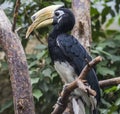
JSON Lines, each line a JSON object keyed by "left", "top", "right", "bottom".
{"left": 26, "top": 5, "right": 75, "bottom": 38}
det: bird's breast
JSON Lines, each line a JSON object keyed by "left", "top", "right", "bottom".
{"left": 54, "top": 61, "right": 77, "bottom": 83}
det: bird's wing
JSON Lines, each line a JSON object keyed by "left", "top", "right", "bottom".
{"left": 56, "top": 34, "right": 100, "bottom": 102}
{"left": 56, "top": 34, "right": 91, "bottom": 74}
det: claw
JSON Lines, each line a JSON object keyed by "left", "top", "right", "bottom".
{"left": 63, "top": 83, "right": 70, "bottom": 90}
{"left": 57, "top": 97, "right": 63, "bottom": 106}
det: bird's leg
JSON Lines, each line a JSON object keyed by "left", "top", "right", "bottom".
{"left": 77, "top": 79, "right": 88, "bottom": 93}
{"left": 77, "top": 79, "right": 96, "bottom": 96}
{"left": 63, "top": 83, "right": 70, "bottom": 91}
{"left": 83, "top": 82, "right": 90, "bottom": 96}
{"left": 86, "top": 85, "right": 96, "bottom": 97}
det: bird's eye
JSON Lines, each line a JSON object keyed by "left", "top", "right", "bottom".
{"left": 55, "top": 12, "right": 60, "bottom": 17}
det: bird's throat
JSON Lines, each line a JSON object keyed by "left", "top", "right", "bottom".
{"left": 49, "top": 25, "right": 65, "bottom": 39}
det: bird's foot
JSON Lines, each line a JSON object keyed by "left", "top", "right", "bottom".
{"left": 86, "top": 86, "right": 97, "bottom": 97}
{"left": 57, "top": 96, "right": 64, "bottom": 106}
{"left": 77, "top": 79, "right": 96, "bottom": 96}
{"left": 63, "top": 83, "right": 70, "bottom": 91}
{"left": 77, "top": 79, "right": 88, "bottom": 93}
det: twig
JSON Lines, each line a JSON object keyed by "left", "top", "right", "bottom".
{"left": 33, "top": 31, "right": 45, "bottom": 44}
{"left": 99, "top": 77, "right": 120, "bottom": 88}
{"left": 78, "top": 56, "right": 102, "bottom": 80}
{"left": 12, "top": 0, "right": 21, "bottom": 32}
{"left": 51, "top": 56, "right": 102, "bottom": 114}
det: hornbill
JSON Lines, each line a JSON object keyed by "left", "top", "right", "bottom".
{"left": 26, "top": 5, "right": 100, "bottom": 114}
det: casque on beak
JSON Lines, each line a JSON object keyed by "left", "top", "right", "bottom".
{"left": 26, "top": 5, "right": 63, "bottom": 38}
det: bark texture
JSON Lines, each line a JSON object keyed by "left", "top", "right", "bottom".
{"left": 72, "top": 0, "right": 92, "bottom": 52}
{"left": 99, "top": 77, "right": 120, "bottom": 88}
{"left": 0, "top": 8, "right": 35, "bottom": 114}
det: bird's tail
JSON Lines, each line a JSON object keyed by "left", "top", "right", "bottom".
{"left": 72, "top": 97, "right": 98, "bottom": 114}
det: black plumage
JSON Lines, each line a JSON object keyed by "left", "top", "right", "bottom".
{"left": 48, "top": 8, "right": 100, "bottom": 114}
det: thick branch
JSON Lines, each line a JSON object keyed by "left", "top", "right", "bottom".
{"left": 0, "top": 8, "right": 35, "bottom": 114}
{"left": 51, "top": 56, "right": 102, "bottom": 114}
{"left": 99, "top": 77, "right": 120, "bottom": 88}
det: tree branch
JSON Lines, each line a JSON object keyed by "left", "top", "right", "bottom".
{"left": 12, "top": 0, "right": 21, "bottom": 32}
{"left": 51, "top": 56, "right": 102, "bottom": 114}
{"left": 99, "top": 77, "right": 120, "bottom": 88}
{"left": 0, "top": 8, "right": 35, "bottom": 114}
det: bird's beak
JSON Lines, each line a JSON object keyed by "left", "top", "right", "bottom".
{"left": 26, "top": 5, "right": 63, "bottom": 38}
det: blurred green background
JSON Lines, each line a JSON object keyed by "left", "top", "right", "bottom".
{"left": 0, "top": 0, "right": 120, "bottom": 114}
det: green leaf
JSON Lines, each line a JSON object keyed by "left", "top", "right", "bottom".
{"left": 106, "top": 30, "right": 117, "bottom": 36}
{"left": 101, "top": 6, "right": 111, "bottom": 24}
{"left": 42, "top": 68, "right": 52, "bottom": 77}
{"left": 97, "top": 66, "right": 115, "bottom": 76}
{"left": 65, "top": 0, "right": 72, "bottom": 3}
{"left": 28, "top": 60, "right": 38, "bottom": 68}
{"left": 33, "top": 89, "right": 43, "bottom": 101}
{"left": 115, "top": 98, "right": 120, "bottom": 106}
{"left": 1, "top": 61, "right": 8, "bottom": 70}
{"left": 110, "top": 9, "right": 115, "bottom": 17}
{"left": 105, "top": 18, "right": 114, "bottom": 28}
{"left": 110, "top": 55, "right": 120, "bottom": 62}
{"left": 104, "top": 86, "right": 117, "bottom": 94}
{"left": 36, "top": 51, "right": 46, "bottom": 60}
{"left": 101, "top": 98, "right": 111, "bottom": 107}
{"left": 0, "top": 100, "right": 13, "bottom": 113}
{"left": 108, "top": 105, "right": 118, "bottom": 114}
{"left": 31, "top": 77, "right": 39, "bottom": 85}
{"left": 114, "top": 33, "right": 120, "bottom": 40}
{"left": 91, "top": 49, "right": 100, "bottom": 54}
{"left": 51, "top": 72, "right": 58, "bottom": 80}
{"left": 91, "top": 7, "right": 99, "bottom": 16}
{"left": 34, "top": 44, "right": 47, "bottom": 50}
{"left": 99, "top": 108, "right": 109, "bottom": 114}
{"left": 45, "top": 57, "right": 51, "bottom": 65}
{"left": 118, "top": 16, "right": 120, "bottom": 25}
{"left": 96, "top": 46, "right": 112, "bottom": 56}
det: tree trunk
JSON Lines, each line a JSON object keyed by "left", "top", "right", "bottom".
{"left": 72, "top": 0, "right": 92, "bottom": 52}
{"left": 70, "top": 0, "right": 91, "bottom": 113}
{"left": 0, "top": 8, "right": 35, "bottom": 114}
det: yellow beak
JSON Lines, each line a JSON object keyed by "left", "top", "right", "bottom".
{"left": 26, "top": 5, "right": 63, "bottom": 38}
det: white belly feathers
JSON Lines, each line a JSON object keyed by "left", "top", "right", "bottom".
{"left": 54, "top": 61, "right": 77, "bottom": 83}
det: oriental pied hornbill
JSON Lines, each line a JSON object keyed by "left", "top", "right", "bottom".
{"left": 26, "top": 5, "right": 100, "bottom": 114}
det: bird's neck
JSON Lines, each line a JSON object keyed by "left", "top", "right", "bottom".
{"left": 49, "top": 26, "right": 66, "bottom": 39}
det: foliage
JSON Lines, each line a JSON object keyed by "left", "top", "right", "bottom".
{"left": 91, "top": 0, "right": 120, "bottom": 113}
{"left": 27, "top": 44, "right": 62, "bottom": 113}
{"left": 0, "top": 0, "right": 120, "bottom": 114}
